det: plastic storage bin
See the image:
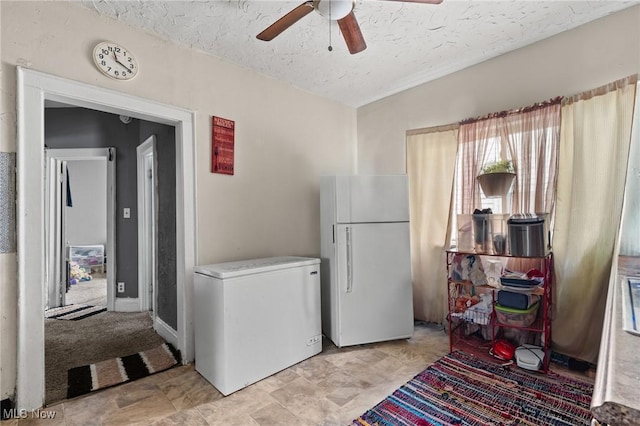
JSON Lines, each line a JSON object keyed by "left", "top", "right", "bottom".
{"left": 495, "top": 302, "right": 539, "bottom": 327}
{"left": 457, "top": 214, "right": 474, "bottom": 251}
{"left": 472, "top": 213, "right": 493, "bottom": 253}
{"left": 457, "top": 213, "right": 509, "bottom": 254}
{"left": 490, "top": 214, "right": 509, "bottom": 255}
{"left": 68, "top": 245, "right": 104, "bottom": 274}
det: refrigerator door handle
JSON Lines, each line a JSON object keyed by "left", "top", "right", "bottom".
{"left": 346, "top": 226, "right": 353, "bottom": 293}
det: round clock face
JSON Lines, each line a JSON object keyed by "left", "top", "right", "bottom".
{"left": 93, "top": 41, "right": 138, "bottom": 80}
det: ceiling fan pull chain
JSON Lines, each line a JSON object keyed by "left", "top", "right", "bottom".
{"left": 257, "top": 0, "right": 374, "bottom": 55}
{"left": 328, "top": 0, "right": 333, "bottom": 52}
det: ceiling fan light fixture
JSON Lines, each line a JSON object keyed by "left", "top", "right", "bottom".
{"left": 314, "top": 0, "right": 355, "bottom": 21}
{"left": 256, "top": 0, "right": 443, "bottom": 54}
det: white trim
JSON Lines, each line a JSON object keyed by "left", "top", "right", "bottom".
{"left": 114, "top": 297, "right": 141, "bottom": 313}
{"left": 154, "top": 316, "right": 178, "bottom": 348}
{"left": 137, "top": 136, "right": 155, "bottom": 313}
{"left": 16, "top": 68, "right": 197, "bottom": 410}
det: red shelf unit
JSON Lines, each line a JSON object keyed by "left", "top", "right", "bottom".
{"left": 446, "top": 250, "right": 553, "bottom": 373}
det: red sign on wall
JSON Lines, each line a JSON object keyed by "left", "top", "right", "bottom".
{"left": 211, "top": 116, "right": 235, "bottom": 175}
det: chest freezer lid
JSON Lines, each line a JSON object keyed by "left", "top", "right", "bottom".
{"left": 194, "top": 256, "right": 320, "bottom": 279}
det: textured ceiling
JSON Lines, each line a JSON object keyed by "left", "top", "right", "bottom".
{"left": 80, "top": 0, "right": 637, "bottom": 107}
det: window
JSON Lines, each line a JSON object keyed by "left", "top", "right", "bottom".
{"left": 449, "top": 100, "right": 561, "bottom": 248}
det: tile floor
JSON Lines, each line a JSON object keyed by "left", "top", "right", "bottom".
{"left": 4, "top": 323, "right": 450, "bottom": 426}
{"left": 3, "top": 322, "right": 594, "bottom": 426}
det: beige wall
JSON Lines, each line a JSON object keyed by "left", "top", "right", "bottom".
{"left": 0, "top": 1, "right": 355, "bottom": 399}
{"left": 357, "top": 5, "right": 640, "bottom": 174}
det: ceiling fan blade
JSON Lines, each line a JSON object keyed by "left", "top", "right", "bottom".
{"left": 337, "top": 12, "right": 366, "bottom": 55}
{"left": 256, "top": 1, "right": 314, "bottom": 41}
{"left": 379, "top": 0, "right": 443, "bottom": 4}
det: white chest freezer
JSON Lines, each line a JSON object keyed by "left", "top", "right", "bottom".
{"left": 193, "top": 256, "right": 322, "bottom": 395}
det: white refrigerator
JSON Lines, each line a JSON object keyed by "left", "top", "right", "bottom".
{"left": 320, "top": 175, "right": 414, "bottom": 347}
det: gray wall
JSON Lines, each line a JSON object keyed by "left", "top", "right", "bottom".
{"left": 45, "top": 107, "right": 177, "bottom": 332}
{"left": 46, "top": 108, "right": 140, "bottom": 297}
{"left": 0, "top": 152, "right": 16, "bottom": 254}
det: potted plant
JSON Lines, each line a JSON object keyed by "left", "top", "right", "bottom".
{"left": 477, "top": 159, "right": 516, "bottom": 197}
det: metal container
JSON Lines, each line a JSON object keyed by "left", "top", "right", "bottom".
{"left": 508, "top": 214, "right": 548, "bottom": 257}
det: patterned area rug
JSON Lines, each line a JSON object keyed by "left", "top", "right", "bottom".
{"left": 67, "top": 343, "right": 180, "bottom": 399}
{"left": 354, "top": 351, "right": 593, "bottom": 426}
{"left": 45, "top": 304, "right": 106, "bottom": 321}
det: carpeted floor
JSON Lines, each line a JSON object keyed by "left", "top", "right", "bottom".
{"left": 45, "top": 311, "right": 166, "bottom": 405}
{"left": 354, "top": 350, "right": 594, "bottom": 426}
{"left": 65, "top": 272, "right": 107, "bottom": 307}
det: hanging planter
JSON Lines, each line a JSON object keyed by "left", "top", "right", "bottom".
{"left": 477, "top": 160, "right": 516, "bottom": 198}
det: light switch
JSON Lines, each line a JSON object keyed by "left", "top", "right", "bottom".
{"left": 123, "top": 208, "right": 130, "bottom": 219}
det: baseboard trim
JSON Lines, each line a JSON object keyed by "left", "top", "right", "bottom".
{"left": 114, "top": 297, "right": 140, "bottom": 312}
{"left": 154, "top": 316, "right": 178, "bottom": 352}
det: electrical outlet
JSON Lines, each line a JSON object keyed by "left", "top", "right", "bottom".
{"left": 117, "top": 282, "right": 125, "bottom": 293}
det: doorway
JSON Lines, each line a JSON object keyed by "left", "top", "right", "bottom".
{"left": 137, "top": 136, "right": 157, "bottom": 319}
{"left": 45, "top": 149, "right": 116, "bottom": 312}
{"left": 42, "top": 114, "right": 172, "bottom": 405}
{"left": 16, "top": 68, "right": 197, "bottom": 410}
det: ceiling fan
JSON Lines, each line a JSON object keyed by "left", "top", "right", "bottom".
{"left": 256, "top": 0, "right": 443, "bottom": 55}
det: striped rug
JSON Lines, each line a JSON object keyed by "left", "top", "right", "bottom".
{"left": 354, "top": 351, "right": 593, "bottom": 426}
{"left": 45, "top": 304, "right": 106, "bottom": 321}
{"left": 67, "top": 343, "right": 180, "bottom": 399}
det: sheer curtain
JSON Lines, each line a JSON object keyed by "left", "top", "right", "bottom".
{"left": 456, "top": 100, "right": 561, "bottom": 216}
{"left": 504, "top": 102, "right": 561, "bottom": 215}
{"left": 406, "top": 126, "right": 459, "bottom": 323}
{"left": 457, "top": 120, "right": 493, "bottom": 213}
{"left": 553, "top": 75, "right": 637, "bottom": 363}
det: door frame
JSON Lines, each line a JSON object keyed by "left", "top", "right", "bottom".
{"left": 45, "top": 148, "right": 116, "bottom": 311}
{"left": 16, "top": 68, "right": 197, "bottom": 410}
{"left": 137, "top": 136, "right": 156, "bottom": 315}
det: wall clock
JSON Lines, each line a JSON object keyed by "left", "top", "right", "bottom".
{"left": 92, "top": 41, "right": 139, "bottom": 80}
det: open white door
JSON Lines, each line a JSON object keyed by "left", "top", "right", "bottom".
{"left": 137, "top": 136, "right": 156, "bottom": 319}
{"left": 45, "top": 154, "right": 68, "bottom": 309}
